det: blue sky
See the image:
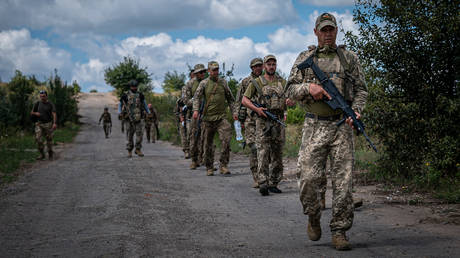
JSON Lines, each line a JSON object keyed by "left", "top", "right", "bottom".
{"left": 0, "top": 0, "right": 357, "bottom": 92}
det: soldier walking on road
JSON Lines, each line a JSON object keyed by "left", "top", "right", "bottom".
{"left": 286, "top": 13, "right": 368, "bottom": 250}
{"left": 145, "top": 104, "right": 159, "bottom": 143}
{"left": 184, "top": 64, "right": 207, "bottom": 168}
{"left": 98, "top": 107, "right": 112, "bottom": 138}
{"left": 30, "top": 90, "right": 57, "bottom": 160}
{"left": 242, "top": 55, "right": 289, "bottom": 196}
{"left": 234, "top": 58, "right": 263, "bottom": 188}
{"left": 192, "top": 61, "right": 237, "bottom": 176}
{"left": 118, "top": 80, "right": 150, "bottom": 157}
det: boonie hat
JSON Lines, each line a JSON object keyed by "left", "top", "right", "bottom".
{"left": 315, "top": 12, "right": 337, "bottom": 30}
{"left": 250, "top": 58, "right": 263, "bottom": 67}
{"left": 193, "top": 63, "right": 206, "bottom": 73}
{"left": 263, "top": 54, "right": 276, "bottom": 63}
{"left": 208, "top": 61, "right": 219, "bottom": 70}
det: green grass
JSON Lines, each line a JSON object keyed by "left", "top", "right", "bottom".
{"left": 0, "top": 122, "right": 80, "bottom": 184}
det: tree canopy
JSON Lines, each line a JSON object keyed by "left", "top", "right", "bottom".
{"left": 346, "top": 0, "right": 459, "bottom": 188}
{"left": 104, "top": 56, "right": 152, "bottom": 96}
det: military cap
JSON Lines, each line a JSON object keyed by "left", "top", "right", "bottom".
{"left": 128, "top": 79, "right": 139, "bottom": 87}
{"left": 263, "top": 54, "right": 277, "bottom": 63}
{"left": 193, "top": 63, "right": 206, "bottom": 73}
{"left": 315, "top": 12, "right": 337, "bottom": 30}
{"left": 208, "top": 61, "right": 219, "bottom": 70}
{"left": 250, "top": 58, "right": 263, "bottom": 67}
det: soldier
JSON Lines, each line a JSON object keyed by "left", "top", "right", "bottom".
{"left": 234, "top": 57, "right": 263, "bottom": 188}
{"left": 145, "top": 104, "right": 159, "bottom": 143}
{"left": 242, "top": 55, "right": 288, "bottom": 196}
{"left": 184, "top": 64, "right": 207, "bottom": 168}
{"left": 30, "top": 90, "right": 57, "bottom": 160}
{"left": 177, "top": 68, "right": 196, "bottom": 158}
{"left": 192, "top": 61, "right": 237, "bottom": 176}
{"left": 118, "top": 80, "right": 150, "bottom": 157}
{"left": 286, "top": 13, "right": 368, "bottom": 250}
{"left": 98, "top": 107, "right": 112, "bottom": 138}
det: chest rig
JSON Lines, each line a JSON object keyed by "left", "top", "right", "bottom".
{"left": 252, "top": 76, "right": 285, "bottom": 112}
{"left": 126, "top": 90, "right": 143, "bottom": 122}
{"left": 302, "top": 45, "right": 354, "bottom": 102}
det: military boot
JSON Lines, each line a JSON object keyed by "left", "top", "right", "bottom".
{"left": 320, "top": 192, "right": 326, "bottom": 210}
{"left": 332, "top": 232, "right": 351, "bottom": 251}
{"left": 252, "top": 182, "right": 259, "bottom": 188}
{"left": 190, "top": 161, "right": 198, "bottom": 170}
{"left": 135, "top": 149, "right": 144, "bottom": 157}
{"left": 128, "top": 150, "right": 132, "bottom": 158}
{"left": 206, "top": 169, "right": 214, "bottom": 176}
{"left": 268, "top": 186, "right": 282, "bottom": 193}
{"left": 184, "top": 150, "right": 190, "bottom": 159}
{"left": 220, "top": 166, "right": 231, "bottom": 176}
{"left": 307, "top": 215, "right": 322, "bottom": 241}
{"left": 36, "top": 150, "right": 45, "bottom": 160}
{"left": 353, "top": 198, "right": 363, "bottom": 209}
{"left": 259, "top": 184, "right": 269, "bottom": 196}
{"left": 48, "top": 150, "right": 54, "bottom": 160}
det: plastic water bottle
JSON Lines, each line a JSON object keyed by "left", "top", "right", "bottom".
{"left": 234, "top": 120, "right": 243, "bottom": 141}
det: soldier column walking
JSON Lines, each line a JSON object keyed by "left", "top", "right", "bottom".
{"left": 184, "top": 64, "right": 207, "bottom": 169}
{"left": 98, "top": 107, "right": 112, "bottom": 138}
{"left": 118, "top": 80, "right": 150, "bottom": 157}
{"left": 242, "top": 55, "right": 288, "bottom": 196}
{"left": 192, "top": 61, "right": 237, "bottom": 176}
{"left": 145, "top": 104, "right": 158, "bottom": 143}
{"left": 286, "top": 13, "right": 368, "bottom": 250}
{"left": 30, "top": 90, "right": 57, "bottom": 160}
{"left": 234, "top": 57, "right": 263, "bottom": 188}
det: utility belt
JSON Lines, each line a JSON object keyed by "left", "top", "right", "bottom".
{"left": 305, "top": 113, "right": 342, "bottom": 121}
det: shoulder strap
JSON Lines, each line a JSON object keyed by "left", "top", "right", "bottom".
{"left": 336, "top": 47, "right": 351, "bottom": 76}
{"left": 250, "top": 78, "right": 263, "bottom": 102}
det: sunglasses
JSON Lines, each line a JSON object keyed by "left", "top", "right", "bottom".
{"left": 39, "top": 90, "right": 47, "bottom": 95}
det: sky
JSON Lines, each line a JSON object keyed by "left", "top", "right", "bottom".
{"left": 0, "top": 0, "right": 358, "bottom": 93}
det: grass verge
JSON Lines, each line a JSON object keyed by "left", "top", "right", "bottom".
{"left": 0, "top": 122, "right": 80, "bottom": 184}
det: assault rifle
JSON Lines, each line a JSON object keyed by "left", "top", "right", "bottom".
{"left": 250, "top": 100, "right": 286, "bottom": 127}
{"left": 297, "top": 55, "right": 378, "bottom": 152}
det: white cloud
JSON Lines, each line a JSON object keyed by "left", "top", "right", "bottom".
{"left": 0, "top": 0, "right": 298, "bottom": 35}
{"left": 299, "top": 0, "right": 355, "bottom": 6}
{"left": 0, "top": 28, "right": 72, "bottom": 81}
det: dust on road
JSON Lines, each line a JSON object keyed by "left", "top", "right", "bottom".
{"left": 0, "top": 92, "right": 459, "bottom": 257}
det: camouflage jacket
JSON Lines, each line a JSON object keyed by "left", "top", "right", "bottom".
{"left": 286, "top": 45, "right": 368, "bottom": 116}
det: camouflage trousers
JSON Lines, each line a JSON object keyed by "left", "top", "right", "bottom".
{"left": 35, "top": 122, "right": 53, "bottom": 153}
{"left": 244, "top": 117, "right": 258, "bottom": 182}
{"left": 189, "top": 118, "right": 204, "bottom": 163}
{"left": 126, "top": 120, "right": 144, "bottom": 151}
{"left": 103, "top": 122, "right": 111, "bottom": 137}
{"left": 297, "top": 117, "right": 354, "bottom": 233}
{"left": 145, "top": 123, "right": 157, "bottom": 143}
{"left": 202, "top": 119, "right": 232, "bottom": 169}
{"left": 180, "top": 119, "right": 189, "bottom": 152}
{"left": 255, "top": 117, "right": 285, "bottom": 186}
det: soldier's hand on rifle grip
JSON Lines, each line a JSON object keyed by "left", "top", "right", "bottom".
{"left": 256, "top": 107, "right": 268, "bottom": 118}
{"left": 346, "top": 112, "right": 361, "bottom": 129}
{"left": 193, "top": 110, "right": 199, "bottom": 119}
{"left": 309, "top": 83, "right": 331, "bottom": 101}
{"left": 180, "top": 115, "right": 184, "bottom": 122}
{"left": 286, "top": 98, "right": 296, "bottom": 107}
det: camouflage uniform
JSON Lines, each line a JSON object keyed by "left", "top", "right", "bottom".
{"left": 182, "top": 75, "right": 204, "bottom": 162}
{"left": 193, "top": 64, "right": 235, "bottom": 171}
{"left": 234, "top": 71, "right": 261, "bottom": 184}
{"left": 286, "top": 44, "right": 367, "bottom": 234}
{"left": 99, "top": 110, "right": 112, "bottom": 138}
{"left": 120, "top": 89, "right": 149, "bottom": 152}
{"left": 32, "top": 100, "right": 56, "bottom": 158}
{"left": 244, "top": 72, "right": 286, "bottom": 188}
{"left": 145, "top": 106, "right": 158, "bottom": 143}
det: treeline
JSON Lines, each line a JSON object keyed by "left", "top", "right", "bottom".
{"left": 0, "top": 69, "right": 80, "bottom": 136}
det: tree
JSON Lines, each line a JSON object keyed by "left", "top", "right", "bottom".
{"left": 48, "top": 70, "right": 79, "bottom": 126}
{"left": 104, "top": 56, "right": 152, "bottom": 96}
{"left": 7, "top": 70, "right": 34, "bottom": 128}
{"left": 162, "top": 71, "right": 186, "bottom": 93}
{"left": 346, "top": 0, "right": 460, "bottom": 184}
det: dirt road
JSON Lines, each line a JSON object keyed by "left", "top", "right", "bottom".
{"left": 1, "top": 93, "right": 459, "bottom": 257}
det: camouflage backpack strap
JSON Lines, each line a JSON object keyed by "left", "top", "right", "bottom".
{"left": 336, "top": 45, "right": 355, "bottom": 84}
